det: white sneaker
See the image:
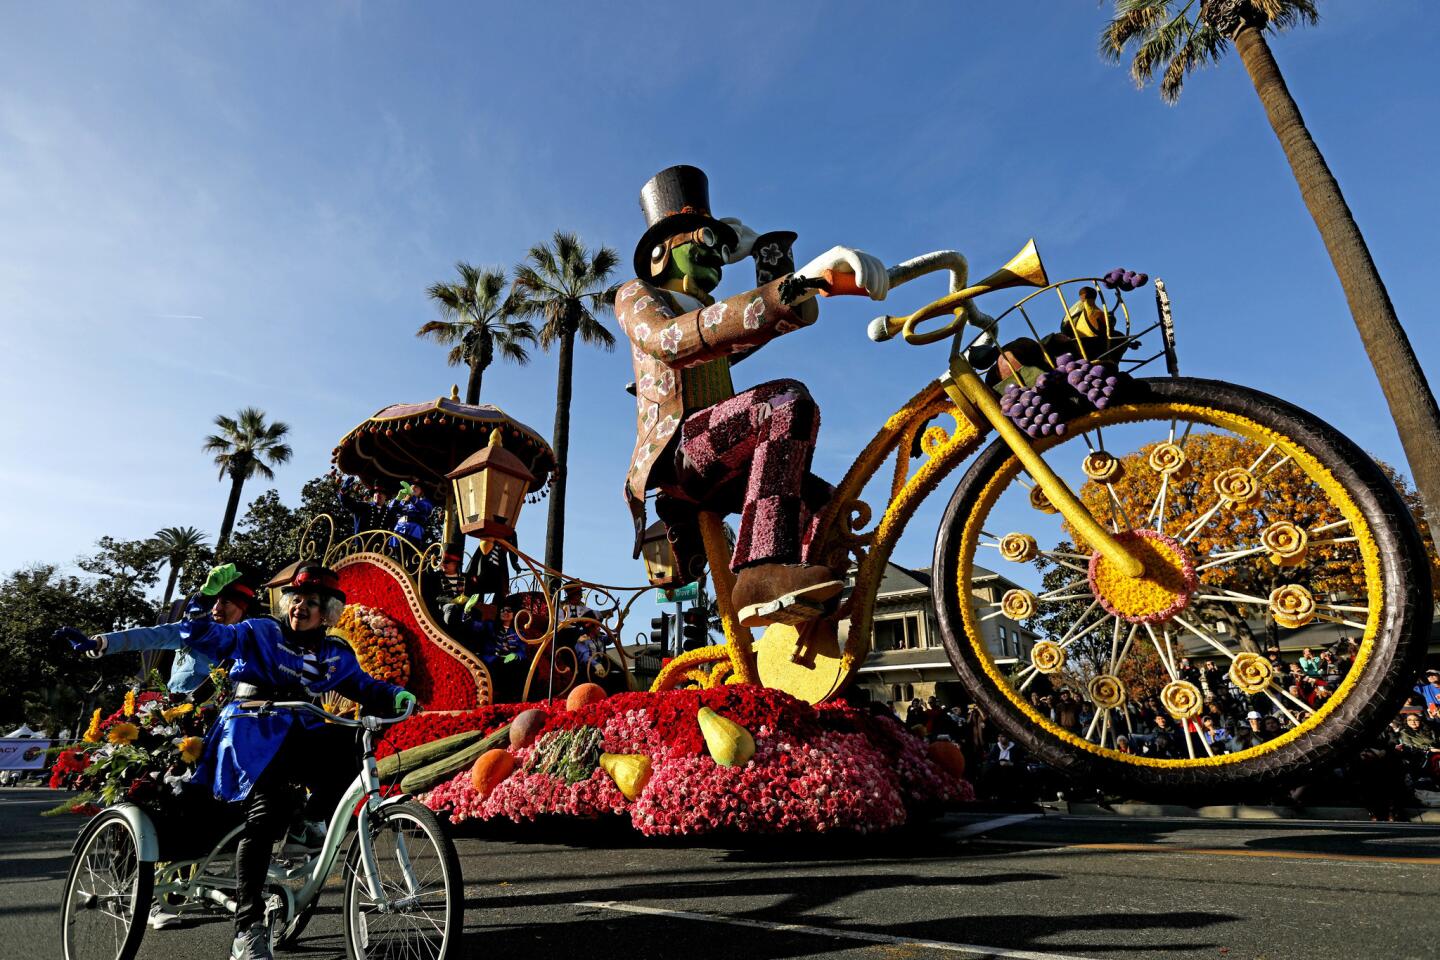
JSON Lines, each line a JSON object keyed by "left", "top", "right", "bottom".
{"left": 231, "top": 925, "right": 273, "bottom": 960}
{"left": 284, "top": 819, "right": 326, "bottom": 851}
{"left": 148, "top": 902, "right": 182, "bottom": 930}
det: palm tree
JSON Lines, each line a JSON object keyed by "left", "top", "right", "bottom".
{"left": 508, "top": 232, "right": 620, "bottom": 574}
{"left": 1101, "top": 0, "right": 1440, "bottom": 524}
{"left": 203, "top": 407, "right": 293, "bottom": 555}
{"left": 152, "top": 526, "right": 209, "bottom": 615}
{"left": 416, "top": 262, "right": 538, "bottom": 404}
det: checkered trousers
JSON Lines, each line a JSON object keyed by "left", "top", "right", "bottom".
{"left": 659, "top": 379, "right": 833, "bottom": 571}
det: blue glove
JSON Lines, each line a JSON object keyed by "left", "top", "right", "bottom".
{"left": 394, "top": 690, "right": 418, "bottom": 714}
{"left": 54, "top": 626, "right": 98, "bottom": 655}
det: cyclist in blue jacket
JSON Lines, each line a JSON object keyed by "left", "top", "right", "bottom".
{"left": 64, "top": 562, "right": 262, "bottom": 695}
{"left": 61, "top": 561, "right": 416, "bottom": 960}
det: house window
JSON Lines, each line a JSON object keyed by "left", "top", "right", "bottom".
{"left": 998, "top": 625, "right": 1009, "bottom": 656}
{"left": 875, "top": 614, "right": 922, "bottom": 650}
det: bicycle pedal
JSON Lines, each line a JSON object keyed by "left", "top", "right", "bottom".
{"left": 739, "top": 594, "right": 831, "bottom": 628}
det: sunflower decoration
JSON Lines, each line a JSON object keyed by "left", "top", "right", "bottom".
{"left": 335, "top": 604, "right": 411, "bottom": 687}
{"left": 106, "top": 722, "right": 140, "bottom": 745}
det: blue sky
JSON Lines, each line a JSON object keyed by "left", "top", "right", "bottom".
{"left": 2, "top": 1, "right": 1437, "bottom": 625}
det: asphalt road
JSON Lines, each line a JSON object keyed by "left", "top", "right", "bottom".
{"left": 8, "top": 788, "right": 1440, "bottom": 960}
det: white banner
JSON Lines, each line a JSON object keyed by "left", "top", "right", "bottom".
{"left": 0, "top": 738, "right": 51, "bottom": 770}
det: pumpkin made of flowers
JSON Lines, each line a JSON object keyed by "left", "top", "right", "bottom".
{"left": 336, "top": 604, "right": 411, "bottom": 687}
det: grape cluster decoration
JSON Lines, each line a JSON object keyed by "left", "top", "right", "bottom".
{"left": 1102, "top": 266, "right": 1148, "bottom": 292}
{"left": 999, "top": 353, "right": 1130, "bottom": 438}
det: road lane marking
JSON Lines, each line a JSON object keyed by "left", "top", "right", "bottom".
{"left": 944, "top": 813, "right": 1041, "bottom": 840}
{"left": 575, "top": 900, "right": 1099, "bottom": 960}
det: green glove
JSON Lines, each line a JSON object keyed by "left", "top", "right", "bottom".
{"left": 201, "top": 563, "right": 242, "bottom": 597}
{"left": 397, "top": 481, "right": 414, "bottom": 500}
{"left": 502, "top": 653, "right": 518, "bottom": 663}
{"left": 463, "top": 594, "right": 480, "bottom": 615}
{"left": 394, "top": 690, "right": 418, "bottom": 713}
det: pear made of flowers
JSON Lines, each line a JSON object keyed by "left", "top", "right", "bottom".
{"left": 696, "top": 706, "right": 755, "bottom": 767}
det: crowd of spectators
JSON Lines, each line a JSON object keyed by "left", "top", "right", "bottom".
{"left": 887, "top": 638, "right": 1440, "bottom": 821}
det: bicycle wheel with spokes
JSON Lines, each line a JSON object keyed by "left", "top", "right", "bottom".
{"left": 933, "top": 376, "right": 1430, "bottom": 795}
{"left": 343, "top": 801, "right": 462, "bottom": 960}
{"left": 60, "top": 811, "right": 154, "bottom": 960}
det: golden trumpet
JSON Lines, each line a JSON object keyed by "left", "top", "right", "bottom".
{"left": 871, "top": 239, "right": 1050, "bottom": 345}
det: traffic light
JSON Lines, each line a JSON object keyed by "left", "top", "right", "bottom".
{"left": 649, "top": 612, "right": 671, "bottom": 650}
{"left": 681, "top": 608, "right": 709, "bottom": 651}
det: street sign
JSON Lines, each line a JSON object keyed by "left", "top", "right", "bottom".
{"left": 656, "top": 582, "right": 699, "bottom": 603}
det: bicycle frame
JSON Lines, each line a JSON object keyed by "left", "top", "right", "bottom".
{"left": 142, "top": 700, "right": 417, "bottom": 928}
{"left": 652, "top": 246, "right": 1153, "bottom": 696}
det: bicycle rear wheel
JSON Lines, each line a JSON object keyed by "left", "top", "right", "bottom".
{"left": 342, "top": 801, "right": 462, "bottom": 960}
{"left": 60, "top": 811, "right": 154, "bottom": 960}
{"left": 933, "top": 376, "right": 1431, "bottom": 795}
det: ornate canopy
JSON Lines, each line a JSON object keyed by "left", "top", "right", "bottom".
{"left": 332, "top": 388, "right": 555, "bottom": 496}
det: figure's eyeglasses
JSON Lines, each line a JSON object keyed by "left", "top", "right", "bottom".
{"left": 651, "top": 227, "right": 731, "bottom": 264}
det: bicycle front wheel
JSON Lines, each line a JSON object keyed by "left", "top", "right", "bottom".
{"left": 933, "top": 376, "right": 1431, "bottom": 794}
{"left": 60, "top": 810, "right": 154, "bottom": 960}
{"left": 343, "top": 801, "right": 462, "bottom": 960}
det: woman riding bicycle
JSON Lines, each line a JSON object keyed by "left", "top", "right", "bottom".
{"left": 62, "top": 561, "right": 416, "bottom": 960}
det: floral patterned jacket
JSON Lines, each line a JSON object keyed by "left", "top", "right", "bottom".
{"left": 614, "top": 275, "right": 813, "bottom": 554}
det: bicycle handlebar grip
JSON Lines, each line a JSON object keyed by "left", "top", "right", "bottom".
{"left": 819, "top": 267, "right": 867, "bottom": 298}
{"left": 868, "top": 315, "right": 900, "bottom": 342}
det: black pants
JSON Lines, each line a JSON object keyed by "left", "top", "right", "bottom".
{"left": 234, "top": 724, "right": 359, "bottom": 932}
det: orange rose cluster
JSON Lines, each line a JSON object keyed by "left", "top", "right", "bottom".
{"left": 337, "top": 604, "right": 411, "bottom": 687}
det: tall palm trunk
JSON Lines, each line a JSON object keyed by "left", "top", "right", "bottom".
{"left": 465, "top": 362, "right": 484, "bottom": 405}
{"left": 216, "top": 472, "right": 247, "bottom": 557}
{"left": 1233, "top": 24, "right": 1440, "bottom": 522}
{"left": 545, "top": 326, "right": 575, "bottom": 575}
{"left": 156, "top": 562, "right": 181, "bottom": 623}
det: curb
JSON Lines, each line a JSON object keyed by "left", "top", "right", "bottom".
{"left": 1052, "top": 800, "right": 1440, "bottom": 823}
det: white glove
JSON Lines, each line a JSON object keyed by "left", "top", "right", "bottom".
{"left": 718, "top": 217, "right": 758, "bottom": 264}
{"left": 794, "top": 246, "right": 889, "bottom": 301}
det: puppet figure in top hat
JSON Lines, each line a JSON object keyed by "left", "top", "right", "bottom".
{"left": 616, "top": 164, "right": 889, "bottom": 628}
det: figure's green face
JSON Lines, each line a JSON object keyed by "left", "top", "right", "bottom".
{"left": 668, "top": 241, "right": 724, "bottom": 293}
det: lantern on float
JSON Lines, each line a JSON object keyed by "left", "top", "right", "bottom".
{"left": 447, "top": 429, "right": 535, "bottom": 540}
{"left": 640, "top": 520, "right": 684, "bottom": 588}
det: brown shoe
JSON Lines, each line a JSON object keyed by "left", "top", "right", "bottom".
{"left": 733, "top": 563, "right": 843, "bottom": 628}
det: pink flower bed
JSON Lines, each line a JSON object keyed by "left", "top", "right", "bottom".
{"left": 420, "top": 686, "right": 973, "bottom": 837}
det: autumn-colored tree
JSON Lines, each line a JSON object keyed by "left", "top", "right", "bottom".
{"left": 1100, "top": 0, "right": 1440, "bottom": 540}
{"left": 1070, "top": 431, "right": 1437, "bottom": 647}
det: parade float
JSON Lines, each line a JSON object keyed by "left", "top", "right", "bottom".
{"left": 56, "top": 165, "right": 1432, "bottom": 836}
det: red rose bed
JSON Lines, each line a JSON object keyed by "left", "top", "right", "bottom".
{"left": 379, "top": 685, "right": 974, "bottom": 837}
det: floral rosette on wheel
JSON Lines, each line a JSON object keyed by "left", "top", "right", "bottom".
{"left": 45, "top": 689, "right": 216, "bottom": 817}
